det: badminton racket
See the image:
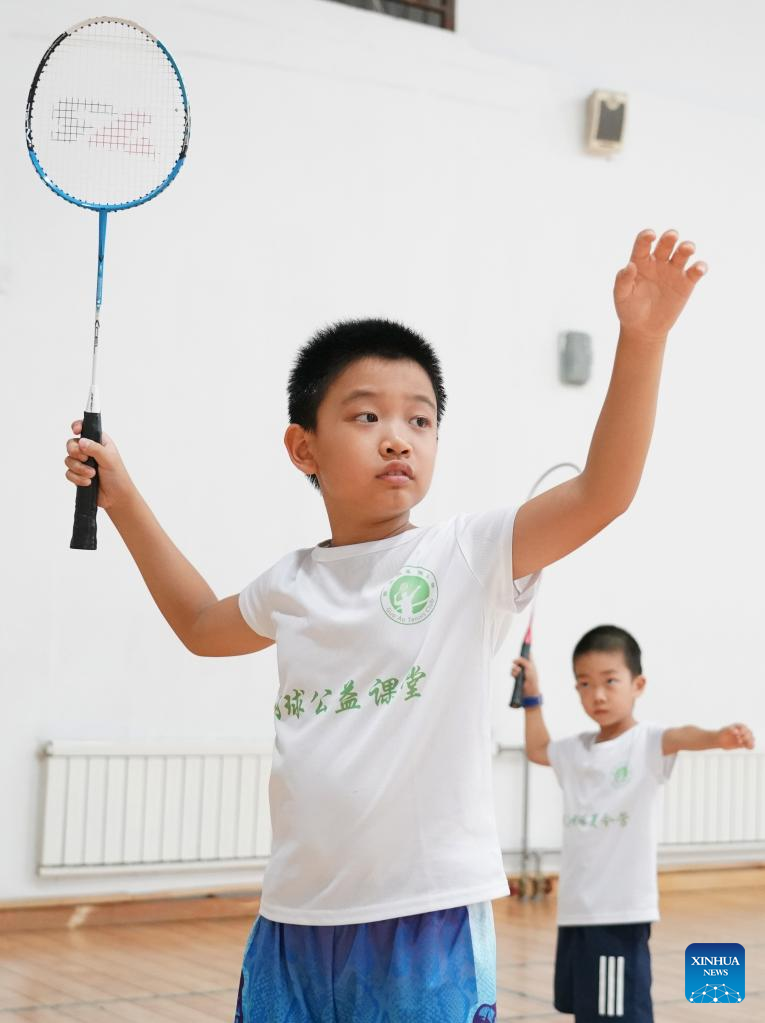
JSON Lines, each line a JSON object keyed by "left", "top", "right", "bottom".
{"left": 26, "top": 16, "right": 190, "bottom": 549}
{"left": 509, "top": 462, "right": 581, "bottom": 708}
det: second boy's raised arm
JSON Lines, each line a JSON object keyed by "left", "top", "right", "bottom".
{"left": 662, "top": 724, "right": 755, "bottom": 755}
{"left": 513, "top": 229, "right": 707, "bottom": 580}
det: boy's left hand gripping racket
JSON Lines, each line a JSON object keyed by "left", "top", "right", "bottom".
{"left": 25, "top": 16, "right": 190, "bottom": 548}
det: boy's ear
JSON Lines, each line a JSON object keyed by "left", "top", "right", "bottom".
{"left": 633, "top": 674, "right": 647, "bottom": 697}
{"left": 284, "top": 424, "right": 318, "bottom": 478}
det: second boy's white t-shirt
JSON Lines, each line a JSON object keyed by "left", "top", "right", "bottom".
{"left": 239, "top": 508, "right": 537, "bottom": 926}
{"left": 548, "top": 721, "right": 676, "bottom": 926}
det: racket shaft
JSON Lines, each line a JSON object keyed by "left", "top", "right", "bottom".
{"left": 510, "top": 640, "right": 532, "bottom": 708}
{"left": 88, "top": 211, "right": 107, "bottom": 406}
{"left": 71, "top": 211, "right": 107, "bottom": 550}
{"left": 70, "top": 411, "right": 101, "bottom": 549}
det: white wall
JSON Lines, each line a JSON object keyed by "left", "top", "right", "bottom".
{"left": 1, "top": 0, "right": 762, "bottom": 900}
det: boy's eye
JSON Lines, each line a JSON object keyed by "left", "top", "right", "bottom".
{"left": 355, "top": 412, "right": 378, "bottom": 424}
{"left": 411, "top": 415, "right": 431, "bottom": 429}
{"left": 607, "top": 678, "right": 619, "bottom": 685}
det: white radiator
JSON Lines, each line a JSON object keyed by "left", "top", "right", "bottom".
{"left": 39, "top": 740, "right": 273, "bottom": 877}
{"left": 661, "top": 750, "right": 765, "bottom": 846}
{"left": 39, "top": 742, "right": 764, "bottom": 878}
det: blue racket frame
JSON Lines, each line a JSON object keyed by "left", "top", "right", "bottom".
{"left": 25, "top": 20, "right": 190, "bottom": 213}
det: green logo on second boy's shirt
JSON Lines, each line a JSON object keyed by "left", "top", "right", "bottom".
{"left": 612, "top": 764, "right": 630, "bottom": 787}
{"left": 381, "top": 566, "right": 438, "bottom": 624}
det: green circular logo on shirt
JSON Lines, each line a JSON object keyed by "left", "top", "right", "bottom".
{"left": 612, "top": 764, "right": 630, "bottom": 788}
{"left": 381, "top": 566, "right": 437, "bottom": 625}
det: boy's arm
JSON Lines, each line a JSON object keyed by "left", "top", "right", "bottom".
{"left": 65, "top": 422, "right": 273, "bottom": 657}
{"left": 662, "top": 723, "right": 755, "bottom": 755}
{"left": 513, "top": 229, "right": 707, "bottom": 580}
{"left": 513, "top": 655, "right": 551, "bottom": 766}
{"left": 108, "top": 490, "right": 273, "bottom": 656}
{"left": 525, "top": 706, "right": 551, "bottom": 766}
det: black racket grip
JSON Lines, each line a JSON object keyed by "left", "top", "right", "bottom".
{"left": 509, "top": 640, "right": 532, "bottom": 708}
{"left": 70, "top": 411, "right": 102, "bottom": 550}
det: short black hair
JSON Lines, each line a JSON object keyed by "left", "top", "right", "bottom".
{"left": 287, "top": 318, "right": 447, "bottom": 489}
{"left": 572, "top": 625, "right": 643, "bottom": 677}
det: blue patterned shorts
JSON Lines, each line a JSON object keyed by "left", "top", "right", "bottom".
{"left": 234, "top": 902, "right": 497, "bottom": 1023}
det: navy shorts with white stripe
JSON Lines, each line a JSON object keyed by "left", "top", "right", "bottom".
{"left": 554, "top": 922, "right": 653, "bottom": 1021}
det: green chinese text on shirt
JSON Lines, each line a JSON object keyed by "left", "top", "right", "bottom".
{"left": 273, "top": 666, "right": 428, "bottom": 721}
{"left": 564, "top": 811, "right": 630, "bottom": 829}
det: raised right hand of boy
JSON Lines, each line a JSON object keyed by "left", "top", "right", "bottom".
{"left": 512, "top": 656, "right": 540, "bottom": 698}
{"left": 65, "top": 420, "right": 136, "bottom": 511}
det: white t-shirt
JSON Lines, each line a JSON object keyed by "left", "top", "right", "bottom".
{"left": 239, "top": 508, "right": 537, "bottom": 926}
{"left": 547, "top": 721, "right": 676, "bottom": 927}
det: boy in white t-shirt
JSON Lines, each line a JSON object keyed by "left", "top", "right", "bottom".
{"left": 65, "top": 231, "right": 706, "bottom": 1022}
{"left": 516, "top": 625, "right": 755, "bottom": 1022}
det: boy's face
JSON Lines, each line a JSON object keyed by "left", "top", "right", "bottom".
{"left": 286, "top": 357, "right": 438, "bottom": 524}
{"left": 573, "top": 650, "right": 645, "bottom": 729}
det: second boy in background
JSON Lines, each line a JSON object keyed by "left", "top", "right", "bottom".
{"left": 515, "top": 625, "right": 755, "bottom": 1022}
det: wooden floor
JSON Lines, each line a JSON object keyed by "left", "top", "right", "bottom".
{"left": 0, "top": 890, "right": 761, "bottom": 1021}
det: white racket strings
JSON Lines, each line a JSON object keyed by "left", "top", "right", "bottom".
{"left": 27, "top": 18, "right": 188, "bottom": 209}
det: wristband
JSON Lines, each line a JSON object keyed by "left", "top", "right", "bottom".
{"left": 522, "top": 694, "right": 543, "bottom": 708}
